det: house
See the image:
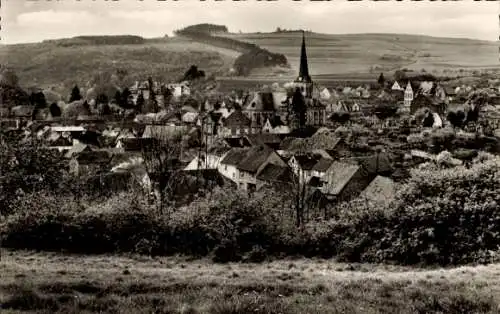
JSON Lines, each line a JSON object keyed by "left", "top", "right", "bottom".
{"left": 218, "top": 146, "right": 286, "bottom": 191}
{"left": 184, "top": 153, "right": 221, "bottom": 171}
{"left": 358, "top": 175, "right": 396, "bottom": 206}
{"left": 116, "top": 137, "right": 157, "bottom": 152}
{"left": 242, "top": 92, "right": 279, "bottom": 128}
{"left": 219, "top": 110, "right": 252, "bottom": 137}
{"left": 391, "top": 81, "right": 403, "bottom": 91}
{"left": 256, "top": 163, "right": 295, "bottom": 190}
{"left": 319, "top": 161, "right": 367, "bottom": 201}
{"left": 69, "top": 150, "right": 113, "bottom": 176}
{"left": 320, "top": 88, "right": 331, "bottom": 100}
{"left": 262, "top": 116, "right": 290, "bottom": 134}
{"left": 288, "top": 153, "right": 333, "bottom": 185}
{"left": 182, "top": 112, "right": 199, "bottom": 124}
{"left": 348, "top": 153, "right": 393, "bottom": 180}
{"left": 244, "top": 133, "right": 282, "bottom": 149}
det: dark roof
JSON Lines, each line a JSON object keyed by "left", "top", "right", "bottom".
{"left": 223, "top": 110, "right": 251, "bottom": 127}
{"left": 119, "top": 137, "right": 157, "bottom": 151}
{"left": 293, "top": 153, "right": 324, "bottom": 171}
{"left": 220, "top": 148, "right": 249, "bottom": 166}
{"left": 237, "top": 146, "right": 275, "bottom": 173}
{"left": 75, "top": 150, "right": 113, "bottom": 165}
{"left": 245, "top": 133, "right": 281, "bottom": 146}
{"left": 244, "top": 92, "right": 277, "bottom": 112}
{"left": 221, "top": 146, "right": 276, "bottom": 174}
{"left": 256, "top": 164, "right": 294, "bottom": 183}
{"left": 350, "top": 153, "right": 392, "bottom": 176}
{"left": 224, "top": 136, "right": 251, "bottom": 148}
{"left": 312, "top": 157, "right": 334, "bottom": 172}
{"left": 267, "top": 115, "right": 285, "bottom": 128}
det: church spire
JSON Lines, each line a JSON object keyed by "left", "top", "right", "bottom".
{"left": 297, "top": 31, "right": 311, "bottom": 83}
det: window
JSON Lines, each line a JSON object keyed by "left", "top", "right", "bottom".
{"left": 233, "top": 173, "right": 235, "bottom": 179}
{"left": 240, "top": 172, "right": 243, "bottom": 178}
{"left": 225, "top": 165, "right": 227, "bottom": 171}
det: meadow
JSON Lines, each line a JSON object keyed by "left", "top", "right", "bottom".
{"left": 1, "top": 250, "right": 500, "bottom": 313}
{"left": 222, "top": 32, "right": 500, "bottom": 79}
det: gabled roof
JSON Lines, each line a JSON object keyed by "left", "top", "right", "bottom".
{"left": 223, "top": 110, "right": 251, "bottom": 127}
{"left": 243, "top": 92, "right": 277, "bottom": 112}
{"left": 237, "top": 146, "right": 275, "bottom": 173}
{"left": 220, "top": 146, "right": 276, "bottom": 174}
{"left": 359, "top": 175, "right": 395, "bottom": 205}
{"left": 349, "top": 153, "right": 392, "bottom": 176}
{"left": 322, "top": 162, "right": 361, "bottom": 196}
{"left": 256, "top": 163, "right": 294, "bottom": 183}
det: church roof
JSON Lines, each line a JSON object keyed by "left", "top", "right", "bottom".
{"left": 295, "top": 31, "right": 311, "bottom": 83}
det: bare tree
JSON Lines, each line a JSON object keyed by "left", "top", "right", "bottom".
{"left": 140, "top": 124, "right": 185, "bottom": 217}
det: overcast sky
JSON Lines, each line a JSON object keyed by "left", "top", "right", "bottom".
{"left": 2, "top": 0, "right": 499, "bottom": 44}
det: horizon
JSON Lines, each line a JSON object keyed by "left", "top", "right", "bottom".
{"left": 2, "top": 29, "right": 497, "bottom": 46}
{"left": 2, "top": 1, "right": 499, "bottom": 45}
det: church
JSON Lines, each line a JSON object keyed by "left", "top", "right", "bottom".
{"left": 242, "top": 31, "right": 326, "bottom": 129}
{"left": 287, "top": 31, "right": 327, "bottom": 127}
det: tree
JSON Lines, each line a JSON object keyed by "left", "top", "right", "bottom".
{"left": 120, "top": 88, "right": 132, "bottom": 109}
{"left": 49, "top": 102, "right": 62, "bottom": 117}
{"left": 136, "top": 92, "right": 145, "bottom": 114}
{"left": 114, "top": 90, "right": 122, "bottom": 106}
{"left": 0, "top": 131, "right": 67, "bottom": 214}
{"left": 96, "top": 93, "right": 109, "bottom": 105}
{"left": 447, "top": 110, "right": 465, "bottom": 129}
{"left": 291, "top": 87, "right": 307, "bottom": 128}
{"left": 0, "top": 69, "right": 19, "bottom": 87}
{"left": 394, "top": 70, "right": 407, "bottom": 82}
{"left": 377, "top": 73, "right": 385, "bottom": 87}
{"left": 140, "top": 129, "right": 184, "bottom": 216}
{"left": 373, "top": 103, "right": 398, "bottom": 121}
{"left": 69, "top": 85, "right": 82, "bottom": 102}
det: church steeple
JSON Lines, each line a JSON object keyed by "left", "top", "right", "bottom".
{"left": 297, "top": 31, "right": 311, "bottom": 83}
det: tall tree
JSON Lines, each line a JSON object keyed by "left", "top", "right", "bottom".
{"left": 121, "top": 88, "right": 132, "bottom": 108}
{"left": 69, "top": 85, "right": 82, "bottom": 102}
{"left": 49, "top": 102, "right": 62, "bottom": 117}
{"left": 136, "top": 92, "right": 145, "bottom": 114}
{"left": 377, "top": 73, "right": 385, "bottom": 87}
{"left": 291, "top": 87, "right": 307, "bottom": 128}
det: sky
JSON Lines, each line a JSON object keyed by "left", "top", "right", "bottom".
{"left": 2, "top": 0, "right": 499, "bottom": 44}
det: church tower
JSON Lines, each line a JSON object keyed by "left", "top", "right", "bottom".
{"left": 294, "top": 31, "right": 313, "bottom": 99}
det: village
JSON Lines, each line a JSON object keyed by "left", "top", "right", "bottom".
{"left": 1, "top": 32, "right": 500, "bottom": 211}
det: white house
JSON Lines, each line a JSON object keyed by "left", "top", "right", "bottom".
{"left": 184, "top": 154, "right": 221, "bottom": 171}
{"left": 391, "top": 81, "right": 403, "bottom": 91}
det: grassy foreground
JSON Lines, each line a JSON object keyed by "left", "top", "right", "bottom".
{"left": 1, "top": 251, "right": 500, "bottom": 313}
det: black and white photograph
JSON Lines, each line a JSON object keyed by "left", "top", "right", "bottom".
{"left": 1, "top": 0, "right": 500, "bottom": 313}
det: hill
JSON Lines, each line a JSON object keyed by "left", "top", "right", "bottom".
{"left": 0, "top": 36, "right": 236, "bottom": 96}
{"left": 1, "top": 31, "right": 499, "bottom": 96}
{"left": 220, "top": 31, "right": 500, "bottom": 80}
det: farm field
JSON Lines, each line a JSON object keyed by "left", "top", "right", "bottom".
{"left": 1, "top": 250, "right": 500, "bottom": 313}
{"left": 222, "top": 32, "right": 500, "bottom": 79}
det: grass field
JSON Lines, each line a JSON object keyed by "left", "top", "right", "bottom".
{"left": 1, "top": 31, "right": 498, "bottom": 98}
{"left": 0, "top": 37, "right": 235, "bottom": 92}
{"left": 222, "top": 32, "right": 500, "bottom": 79}
{"left": 1, "top": 250, "right": 500, "bottom": 313}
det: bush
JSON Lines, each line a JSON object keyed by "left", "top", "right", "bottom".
{"left": 3, "top": 158, "right": 500, "bottom": 266}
